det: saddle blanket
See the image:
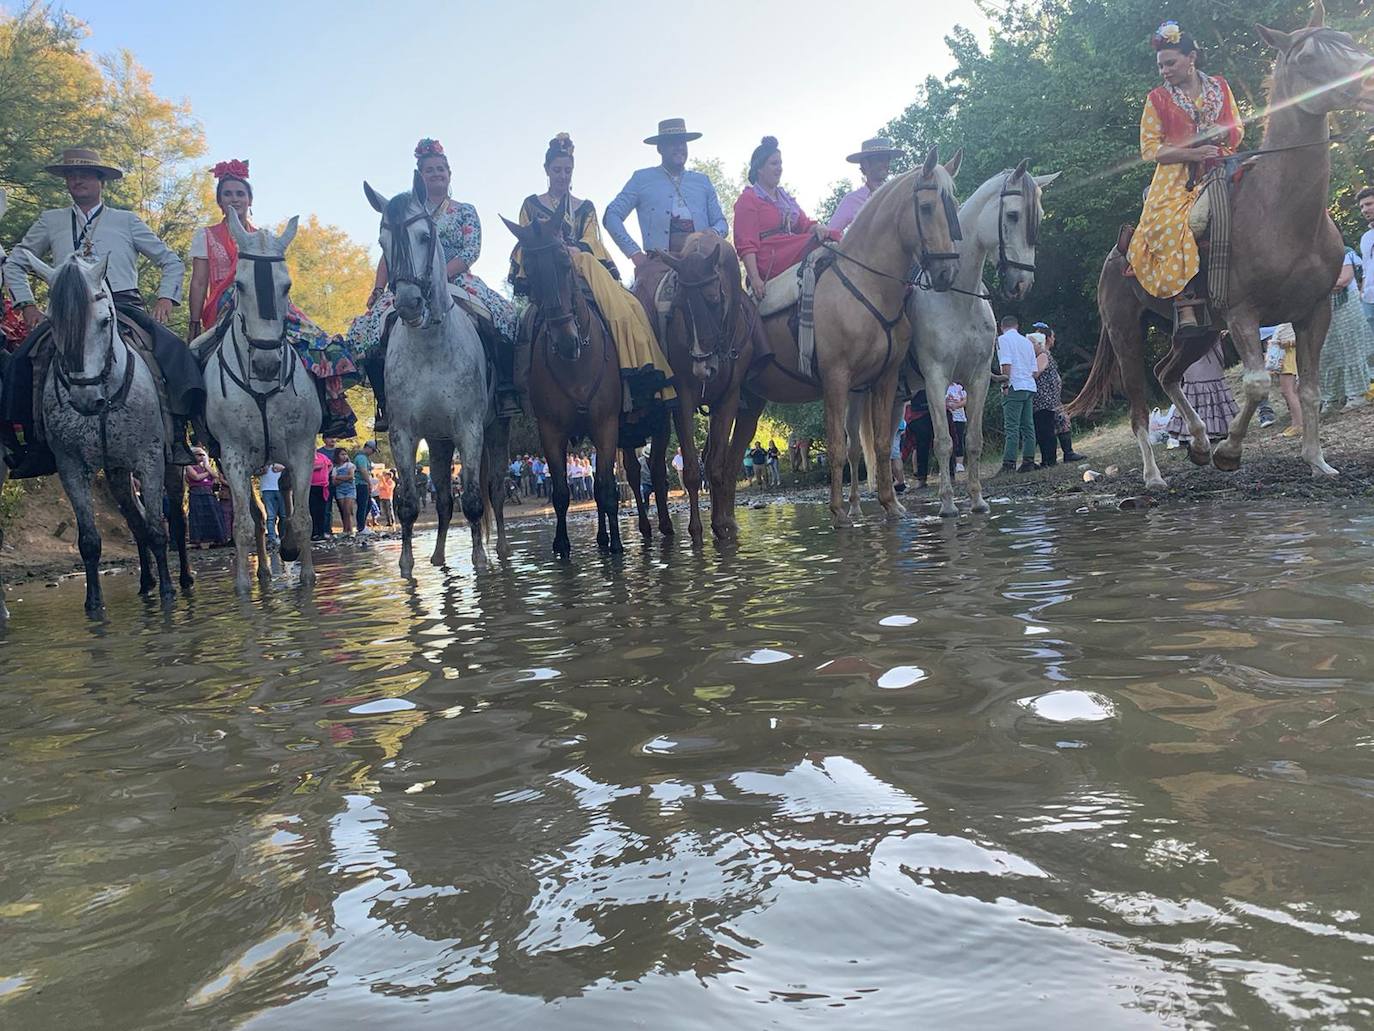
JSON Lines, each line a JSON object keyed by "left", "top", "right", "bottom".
{"left": 757, "top": 260, "right": 805, "bottom": 318}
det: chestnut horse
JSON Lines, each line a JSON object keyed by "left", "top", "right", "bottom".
{"left": 1068, "top": 4, "right": 1374, "bottom": 488}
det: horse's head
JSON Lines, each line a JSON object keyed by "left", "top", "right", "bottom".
{"left": 660, "top": 235, "right": 735, "bottom": 383}
{"left": 1257, "top": 3, "right": 1374, "bottom": 116}
{"left": 228, "top": 207, "right": 296, "bottom": 380}
{"left": 366, "top": 174, "right": 443, "bottom": 328}
{"left": 30, "top": 253, "right": 116, "bottom": 409}
{"left": 907, "top": 146, "right": 963, "bottom": 292}
{"left": 977, "top": 160, "right": 1061, "bottom": 302}
{"left": 503, "top": 197, "right": 584, "bottom": 360}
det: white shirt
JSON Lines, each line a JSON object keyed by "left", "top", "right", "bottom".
{"left": 3, "top": 204, "right": 185, "bottom": 305}
{"left": 997, "top": 330, "right": 1038, "bottom": 391}
{"left": 1360, "top": 227, "right": 1374, "bottom": 304}
{"left": 672, "top": 453, "right": 684, "bottom": 472}
{"left": 260, "top": 466, "right": 282, "bottom": 491}
{"left": 946, "top": 383, "right": 968, "bottom": 423}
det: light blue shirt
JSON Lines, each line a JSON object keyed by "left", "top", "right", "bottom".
{"left": 603, "top": 166, "right": 728, "bottom": 258}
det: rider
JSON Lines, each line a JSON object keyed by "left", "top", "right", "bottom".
{"left": 2, "top": 147, "right": 202, "bottom": 475}
{"left": 829, "top": 137, "right": 902, "bottom": 234}
{"left": 733, "top": 136, "right": 839, "bottom": 299}
{"left": 187, "top": 159, "right": 358, "bottom": 438}
{"left": 346, "top": 138, "right": 520, "bottom": 429}
{"left": 1126, "top": 20, "right": 1243, "bottom": 331}
{"left": 603, "top": 118, "right": 729, "bottom": 266}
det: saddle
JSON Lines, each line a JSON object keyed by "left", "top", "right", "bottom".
{"left": 758, "top": 250, "right": 834, "bottom": 380}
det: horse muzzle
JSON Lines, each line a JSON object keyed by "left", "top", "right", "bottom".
{"left": 1000, "top": 270, "right": 1035, "bottom": 302}
{"left": 927, "top": 259, "right": 960, "bottom": 292}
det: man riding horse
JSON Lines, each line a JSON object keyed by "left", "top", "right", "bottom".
{"left": 2, "top": 148, "right": 204, "bottom": 477}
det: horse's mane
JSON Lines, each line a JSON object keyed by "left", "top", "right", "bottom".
{"left": 384, "top": 189, "right": 421, "bottom": 279}
{"left": 50, "top": 261, "right": 92, "bottom": 369}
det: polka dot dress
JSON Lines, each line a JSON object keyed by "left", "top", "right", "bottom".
{"left": 1127, "top": 99, "right": 1200, "bottom": 299}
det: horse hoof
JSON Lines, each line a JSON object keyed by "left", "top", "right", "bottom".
{"left": 1187, "top": 445, "right": 1212, "bottom": 467}
{"left": 832, "top": 513, "right": 854, "bottom": 529}
{"left": 1311, "top": 461, "right": 1339, "bottom": 478}
{"left": 610, "top": 540, "right": 625, "bottom": 555}
{"left": 280, "top": 544, "right": 300, "bottom": 562}
{"left": 1210, "top": 449, "right": 1240, "bottom": 472}
{"left": 971, "top": 500, "right": 990, "bottom": 515}
{"left": 180, "top": 576, "right": 195, "bottom": 591}
{"left": 429, "top": 554, "right": 446, "bottom": 567}
{"left": 886, "top": 501, "right": 907, "bottom": 520}
{"left": 1145, "top": 476, "right": 1169, "bottom": 491}
{"left": 939, "top": 504, "right": 958, "bottom": 518}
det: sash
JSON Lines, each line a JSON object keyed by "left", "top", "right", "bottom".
{"left": 202, "top": 221, "right": 239, "bottom": 324}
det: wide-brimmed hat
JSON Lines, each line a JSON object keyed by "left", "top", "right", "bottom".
{"left": 44, "top": 147, "right": 124, "bottom": 180}
{"left": 846, "top": 137, "right": 902, "bottom": 164}
{"left": 644, "top": 118, "right": 702, "bottom": 146}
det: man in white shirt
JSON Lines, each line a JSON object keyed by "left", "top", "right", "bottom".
{"left": 1358, "top": 186, "right": 1374, "bottom": 334}
{"left": 996, "top": 314, "right": 1039, "bottom": 472}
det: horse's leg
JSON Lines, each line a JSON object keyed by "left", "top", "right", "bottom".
{"left": 1294, "top": 305, "right": 1338, "bottom": 478}
{"left": 1153, "top": 333, "right": 1216, "bottom": 468}
{"left": 136, "top": 462, "right": 175, "bottom": 603}
{"left": 223, "top": 458, "right": 257, "bottom": 595}
{"left": 108, "top": 469, "right": 163, "bottom": 601}
{"left": 248, "top": 476, "right": 271, "bottom": 583}
{"left": 55, "top": 458, "right": 104, "bottom": 615}
{"left": 1212, "top": 312, "right": 1266, "bottom": 473}
{"left": 596, "top": 429, "right": 624, "bottom": 555}
{"left": 869, "top": 370, "right": 904, "bottom": 519}
{"left": 622, "top": 446, "right": 652, "bottom": 542}
{"left": 650, "top": 423, "right": 673, "bottom": 538}
{"left": 485, "top": 417, "right": 512, "bottom": 559}
{"left": 163, "top": 464, "right": 194, "bottom": 591}
{"left": 844, "top": 393, "right": 864, "bottom": 518}
{"left": 920, "top": 363, "right": 956, "bottom": 517}
{"left": 964, "top": 370, "right": 992, "bottom": 514}
{"left": 1107, "top": 311, "right": 1167, "bottom": 489}
{"left": 391, "top": 426, "right": 419, "bottom": 577}
{"left": 428, "top": 439, "right": 455, "bottom": 568}
{"left": 822, "top": 369, "right": 856, "bottom": 527}
{"left": 287, "top": 458, "right": 316, "bottom": 587}
{"left": 706, "top": 391, "right": 742, "bottom": 542}
{"left": 673, "top": 390, "right": 703, "bottom": 545}
{"left": 723, "top": 402, "right": 763, "bottom": 543}
{"left": 540, "top": 422, "right": 572, "bottom": 561}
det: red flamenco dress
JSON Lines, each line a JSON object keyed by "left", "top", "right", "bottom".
{"left": 733, "top": 185, "right": 840, "bottom": 284}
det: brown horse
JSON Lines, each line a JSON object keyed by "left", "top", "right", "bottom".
{"left": 737, "top": 147, "right": 963, "bottom": 528}
{"left": 635, "top": 232, "right": 764, "bottom": 543}
{"left": 1069, "top": 3, "right": 1374, "bottom": 488}
{"left": 504, "top": 202, "right": 670, "bottom": 559}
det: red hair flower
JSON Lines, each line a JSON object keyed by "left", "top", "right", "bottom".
{"left": 414, "top": 138, "right": 445, "bottom": 159}
{"left": 212, "top": 158, "right": 250, "bottom": 181}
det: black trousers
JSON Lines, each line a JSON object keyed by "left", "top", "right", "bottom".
{"left": 356, "top": 481, "right": 371, "bottom": 527}
{"left": 912, "top": 415, "right": 964, "bottom": 481}
{"left": 309, "top": 485, "right": 329, "bottom": 538}
{"left": 1033, "top": 409, "right": 1060, "bottom": 466}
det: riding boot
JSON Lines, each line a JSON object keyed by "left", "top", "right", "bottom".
{"left": 362, "top": 355, "right": 387, "bottom": 433}
{"left": 494, "top": 333, "right": 522, "bottom": 419}
{"left": 170, "top": 415, "right": 196, "bottom": 465}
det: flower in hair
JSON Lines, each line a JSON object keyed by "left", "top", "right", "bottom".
{"left": 1156, "top": 20, "right": 1182, "bottom": 44}
{"left": 414, "top": 138, "right": 445, "bottom": 159}
{"left": 552, "top": 132, "right": 574, "bottom": 155}
{"left": 212, "top": 158, "right": 250, "bottom": 181}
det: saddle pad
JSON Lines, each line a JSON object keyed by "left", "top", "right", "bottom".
{"left": 757, "top": 261, "right": 804, "bottom": 317}
{"left": 449, "top": 285, "right": 492, "bottom": 326}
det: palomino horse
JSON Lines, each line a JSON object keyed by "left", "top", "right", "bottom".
{"left": 909, "top": 162, "right": 1059, "bottom": 516}
{"left": 202, "top": 209, "right": 319, "bottom": 594}
{"left": 737, "top": 147, "right": 963, "bottom": 528}
{"left": 504, "top": 199, "right": 671, "bottom": 560}
{"left": 636, "top": 232, "right": 764, "bottom": 544}
{"left": 28, "top": 255, "right": 185, "bottom": 613}
{"left": 364, "top": 175, "right": 509, "bottom": 576}
{"left": 1069, "top": 3, "right": 1374, "bottom": 488}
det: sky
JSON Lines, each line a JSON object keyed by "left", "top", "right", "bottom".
{"left": 62, "top": 0, "right": 989, "bottom": 288}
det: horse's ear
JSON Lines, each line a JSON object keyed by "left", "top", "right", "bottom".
{"left": 1012, "top": 158, "right": 1030, "bottom": 182}
{"left": 226, "top": 205, "right": 251, "bottom": 249}
{"left": 1308, "top": 1, "right": 1325, "bottom": 27}
{"left": 921, "top": 146, "right": 938, "bottom": 176}
{"left": 412, "top": 170, "right": 425, "bottom": 204}
{"left": 26, "top": 253, "right": 57, "bottom": 285}
{"left": 501, "top": 215, "right": 527, "bottom": 242}
{"left": 91, "top": 254, "right": 110, "bottom": 286}
{"left": 658, "top": 250, "right": 680, "bottom": 271}
{"left": 708, "top": 241, "right": 722, "bottom": 264}
{"left": 1255, "top": 23, "right": 1295, "bottom": 51}
{"left": 279, "top": 215, "right": 299, "bottom": 251}
{"left": 943, "top": 148, "right": 963, "bottom": 179}
{"left": 1033, "top": 171, "right": 1062, "bottom": 189}
{"left": 364, "top": 181, "right": 386, "bottom": 214}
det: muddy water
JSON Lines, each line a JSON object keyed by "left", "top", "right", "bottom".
{"left": 1, "top": 500, "right": 1373, "bottom": 1030}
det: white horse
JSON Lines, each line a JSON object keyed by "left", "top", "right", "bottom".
{"left": 31, "top": 254, "right": 180, "bottom": 614}
{"left": 908, "top": 161, "right": 1060, "bottom": 516}
{"left": 202, "top": 210, "right": 319, "bottom": 593}
{"left": 364, "top": 176, "right": 507, "bottom": 576}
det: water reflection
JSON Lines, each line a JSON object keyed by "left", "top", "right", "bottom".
{"left": 1, "top": 502, "right": 1372, "bottom": 1028}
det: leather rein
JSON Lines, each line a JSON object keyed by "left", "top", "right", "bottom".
{"left": 524, "top": 239, "right": 611, "bottom": 415}
{"left": 383, "top": 205, "right": 452, "bottom": 328}
{"left": 50, "top": 283, "right": 138, "bottom": 466}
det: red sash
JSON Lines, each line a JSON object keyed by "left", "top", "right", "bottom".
{"left": 201, "top": 220, "right": 239, "bottom": 325}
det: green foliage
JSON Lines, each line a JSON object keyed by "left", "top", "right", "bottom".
{"left": 689, "top": 157, "right": 745, "bottom": 219}
{"left": 815, "top": 180, "right": 855, "bottom": 224}
{"left": 0, "top": 479, "right": 25, "bottom": 523}
{"left": 882, "top": 0, "right": 1374, "bottom": 397}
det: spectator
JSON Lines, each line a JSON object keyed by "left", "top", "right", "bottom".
{"left": 1030, "top": 324, "right": 1084, "bottom": 466}
{"left": 946, "top": 382, "right": 968, "bottom": 474}
{"left": 534, "top": 455, "right": 548, "bottom": 498}
{"left": 260, "top": 462, "right": 286, "bottom": 548}
{"left": 1358, "top": 186, "right": 1374, "bottom": 337}
{"left": 671, "top": 447, "right": 685, "bottom": 490}
{"left": 997, "top": 314, "right": 1039, "bottom": 473}
{"left": 766, "top": 439, "right": 781, "bottom": 486}
{"left": 186, "top": 448, "right": 227, "bottom": 548}
{"left": 309, "top": 448, "right": 332, "bottom": 539}
{"left": 750, "top": 441, "right": 768, "bottom": 488}
{"left": 1166, "top": 337, "right": 1240, "bottom": 445}
{"left": 331, "top": 447, "right": 357, "bottom": 535}
{"left": 743, "top": 447, "right": 754, "bottom": 484}
{"left": 1270, "top": 323, "right": 1303, "bottom": 438}
{"left": 889, "top": 417, "right": 908, "bottom": 493}
{"left": 316, "top": 437, "right": 337, "bottom": 535}
{"left": 1319, "top": 246, "right": 1373, "bottom": 409}
{"left": 353, "top": 440, "right": 376, "bottom": 537}
{"left": 377, "top": 469, "right": 396, "bottom": 528}
{"left": 902, "top": 391, "right": 935, "bottom": 488}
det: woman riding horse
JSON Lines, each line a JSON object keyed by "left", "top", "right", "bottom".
{"left": 1126, "top": 20, "right": 1243, "bottom": 330}
{"left": 188, "top": 159, "right": 359, "bottom": 438}
{"left": 733, "top": 136, "right": 839, "bottom": 299}
{"left": 348, "top": 138, "right": 520, "bottom": 427}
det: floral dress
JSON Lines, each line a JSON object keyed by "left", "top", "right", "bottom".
{"left": 347, "top": 198, "right": 516, "bottom": 357}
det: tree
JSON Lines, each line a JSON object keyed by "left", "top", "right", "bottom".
{"left": 280, "top": 214, "right": 374, "bottom": 336}
{"left": 815, "top": 180, "right": 855, "bottom": 225}
{"left": 689, "top": 157, "right": 747, "bottom": 223}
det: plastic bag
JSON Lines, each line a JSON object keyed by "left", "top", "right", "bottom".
{"left": 1264, "top": 341, "right": 1285, "bottom": 373}
{"left": 1147, "top": 405, "right": 1173, "bottom": 444}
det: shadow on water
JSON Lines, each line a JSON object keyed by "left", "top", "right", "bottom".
{"left": 1, "top": 500, "right": 1373, "bottom": 1029}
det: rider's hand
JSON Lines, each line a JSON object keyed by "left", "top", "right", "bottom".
{"left": 749, "top": 274, "right": 767, "bottom": 298}
{"left": 21, "top": 304, "right": 41, "bottom": 330}
{"left": 811, "top": 223, "right": 831, "bottom": 241}
{"left": 152, "top": 298, "right": 173, "bottom": 324}
{"left": 1193, "top": 145, "right": 1222, "bottom": 160}
{"left": 630, "top": 252, "right": 651, "bottom": 271}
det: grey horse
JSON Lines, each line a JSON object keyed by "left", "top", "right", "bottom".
{"left": 202, "top": 209, "right": 319, "bottom": 593}
{"left": 908, "top": 162, "right": 1059, "bottom": 516}
{"left": 363, "top": 176, "right": 509, "bottom": 576}
{"left": 30, "top": 254, "right": 181, "bottom": 614}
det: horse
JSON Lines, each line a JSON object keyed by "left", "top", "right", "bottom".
{"left": 364, "top": 175, "right": 509, "bottom": 576}
{"left": 908, "top": 162, "right": 1060, "bottom": 517}
{"left": 26, "top": 254, "right": 184, "bottom": 614}
{"left": 637, "top": 232, "right": 763, "bottom": 544}
{"left": 732, "top": 147, "right": 964, "bottom": 529}
{"left": 201, "top": 209, "right": 319, "bottom": 594}
{"left": 1068, "top": 3, "right": 1374, "bottom": 488}
{"left": 503, "top": 199, "right": 636, "bottom": 560}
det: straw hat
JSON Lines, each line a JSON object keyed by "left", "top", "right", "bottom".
{"left": 846, "top": 137, "right": 902, "bottom": 164}
{"left": 44, "top": 147, "right": 124, "bottom": 180}
{"left": 644, "top": 118, "right": 703, "bottom": 145}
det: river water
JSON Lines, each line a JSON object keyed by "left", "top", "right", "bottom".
{"left": 1, "top": 499, "right": 1372, "bottom": 1030}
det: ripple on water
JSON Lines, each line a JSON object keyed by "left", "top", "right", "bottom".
{"left": 879, "top": 614, "right": 919, "bottom": 627}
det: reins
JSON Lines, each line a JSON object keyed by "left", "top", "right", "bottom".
{"left": 49, "top": 281, "right": 139, "bottom": 468}
{"left": 526, "top": 239, "right": 610, "bottom": 415}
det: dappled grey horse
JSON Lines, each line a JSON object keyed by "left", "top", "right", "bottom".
{"left": 30, "top": 254, "right": 180, "bottom": 614}
{"left": 202, "top": 209, "right": 319, "bottom": 593}
{"left": 364, "top": 175, "right": 509, "bottom": 576}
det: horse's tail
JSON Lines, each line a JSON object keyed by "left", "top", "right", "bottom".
{"left": 480, "top": 451, "right": 494, "bottom": 544}
{"left": 1064, "top": 323, "right": 1118, "bottom": 418}
{"left": 859, "top": 394, "right": 878, "bottom": 492}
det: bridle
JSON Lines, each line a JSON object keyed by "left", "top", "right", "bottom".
{"left": 524, "top": 236, "right": 609, "bottom": 414}
{"left": 677, "top": 267, "right": 738, "bottom": 366}
{"left": 911, "top": 172, "right": 962, "bottom": 285}
{"left": 524, "top": 238, "right": 591, "bottom": 360}
{"left": 50, "top": 283, "right": 137, "bottom": 465}
{"left": 383, "top": 204, "right": 449, "bottom": 327}
{"left": 997, "top": 172, "right": 1039, "bottom": 277}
